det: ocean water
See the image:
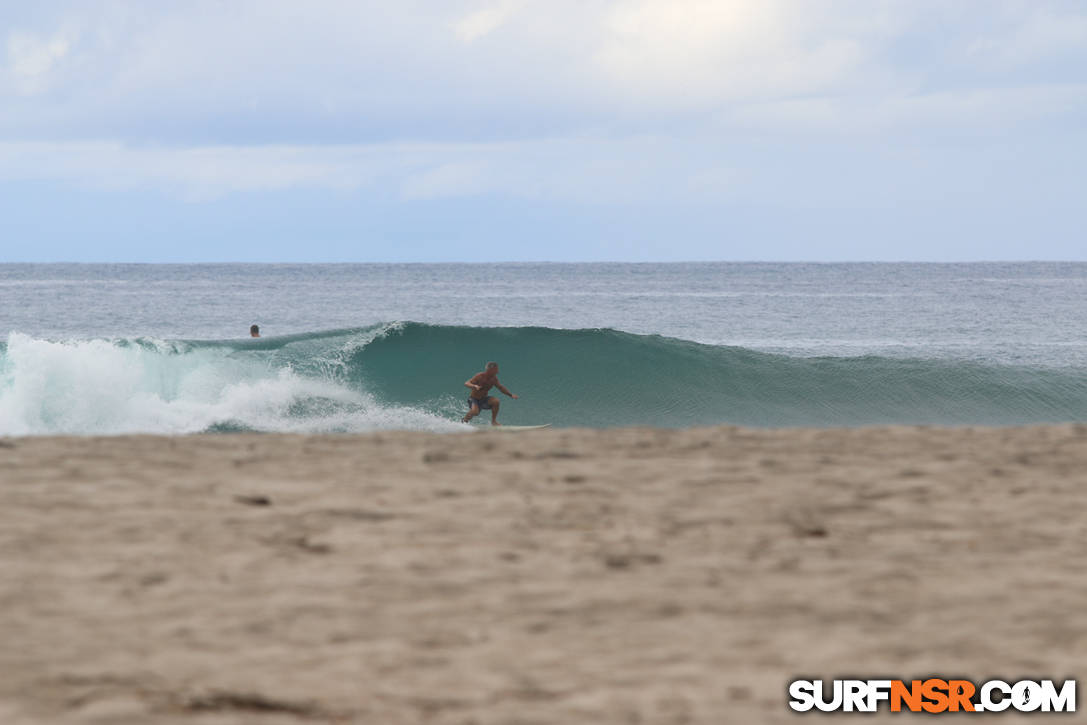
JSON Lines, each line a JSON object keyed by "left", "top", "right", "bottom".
{"left": 2, "top": 262, "right": 1087, "bottom": 435}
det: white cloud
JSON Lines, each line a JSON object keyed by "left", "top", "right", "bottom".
{"left": 401, "top": 160, "right": 490, "bottom": 199}
{"left": 967, "top": 4, "right": 1087, "bottom": 68}
{"left": 592, "top": 0, "right": 870, "bottom": 109}
{"left": 727, "top": 83, "right": 1087, "bottom": 136}
{"left": 0, "top": 142, "right": 385, "bottom": 200}
{"left": 453, "top": 3, "right": 516, "bottom": 43}
{"left": 0, "top": 136, "right": 742, "bottom": 205}
{"left": 0, "top": 0, "right": 1083, "bottom": 221}
{"left": 6, "top": 28, "right": 74, "bottom": 94}
{"left": 1, "top": 1, "right": 1084, "bottom": 144}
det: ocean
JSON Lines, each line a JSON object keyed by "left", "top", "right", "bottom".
{"left": 2, "top": 262, "right": 1087, "bottom": 435}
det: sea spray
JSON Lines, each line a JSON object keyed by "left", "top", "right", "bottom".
{"left": 0, "top": 329, "right": 457, "bottom": 435}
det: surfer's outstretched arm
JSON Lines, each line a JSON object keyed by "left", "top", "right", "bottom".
{"left": 495, "top": 381, "right": 518, "bottom": 399}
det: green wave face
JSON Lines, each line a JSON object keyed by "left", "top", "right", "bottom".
{"left": 4, "top": 323, "right": 1087, "bottom": 435}
{"left": 351, "top": 323, "right": 1087, "bottom": 427}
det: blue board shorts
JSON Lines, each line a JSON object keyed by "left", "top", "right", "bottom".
{"left": 467, "top": 396, "right": 493, "bottom": 410}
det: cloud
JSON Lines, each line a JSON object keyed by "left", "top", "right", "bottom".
{"left": 453, "top": 3, "right": 517, "bottom": 43}
{"left": 0, "top": 0, "right": 1083, "bottom": 228}
{"left": 727, "top": 83, "right": 1087, "bottom": 137}
{"left": 0, "top": 135, "right": 743, "bottom": 205}
{"left": 5, "top": 27, "right": 73, "bottom": 94}
{"left": 0, "top": 142, "right": 384, "bottom": 201}
{"left": 966, "top": 3, "right": 1087, "bottom": 68}
{"left": 401, "top": 160, "right": 490, "bottom": 199}
{"left": 594, "top": 0, "right": 849, "bottom": 104}
{"left": 1, "top": 0, "right": 1084, "bottom": 146}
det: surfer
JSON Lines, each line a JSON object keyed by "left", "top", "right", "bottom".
{"left": 462, "top": 361, "right": 518, "bottom": 426}
{"left": 250, "top": 324, "right": 260, "bottom": 338}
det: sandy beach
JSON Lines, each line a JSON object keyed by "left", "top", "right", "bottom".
{"left": 1, "top": 425, "right": 1084, "bottom": 724}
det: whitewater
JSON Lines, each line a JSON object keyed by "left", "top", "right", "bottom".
{"left": 3, "top": 263, "right": 1087, "bottom": 435}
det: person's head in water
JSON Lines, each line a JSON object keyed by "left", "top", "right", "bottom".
{"left": 250, "top": 324, "right": 260, "bottom": 338}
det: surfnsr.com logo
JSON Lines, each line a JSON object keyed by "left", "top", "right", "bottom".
{"left": 789, "top": 679, "right": 1076, "bottom": 713}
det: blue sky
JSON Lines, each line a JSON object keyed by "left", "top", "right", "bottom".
{"left": 1, "top": 0, "right": 1085, "bottom": 262}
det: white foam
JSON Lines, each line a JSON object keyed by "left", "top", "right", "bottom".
{"left": 0, "top": 332, "right": 461, "bottom": 436}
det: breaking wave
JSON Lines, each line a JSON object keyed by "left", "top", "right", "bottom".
{"left": 3, "top": 323, "right": 1087, "bottom": 435}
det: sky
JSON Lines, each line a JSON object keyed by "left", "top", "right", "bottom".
{"left": 1, "top": 0, "right": 1085, "bottom": 262}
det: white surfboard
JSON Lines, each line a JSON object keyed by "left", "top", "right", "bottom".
{"left": 487, "top": 424, "right": 552, "bottom": 431}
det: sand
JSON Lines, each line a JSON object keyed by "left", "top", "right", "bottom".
{"left": 1, "top": 425, "right": 1084, "bottom": 724}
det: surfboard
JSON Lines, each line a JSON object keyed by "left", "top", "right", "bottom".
{"left": 488, "top": 424, "right": 552, "bottom": 431}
